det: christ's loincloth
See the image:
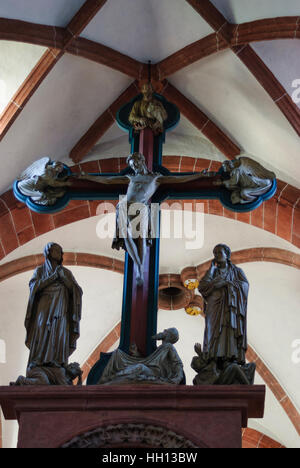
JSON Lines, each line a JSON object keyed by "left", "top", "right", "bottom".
{"left": 112, "top": 200, "right": 153, "bottom": 251}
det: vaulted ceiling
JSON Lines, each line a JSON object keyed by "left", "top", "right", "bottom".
{"left": 0, "top": 0, "right": 299, "bottom": 449}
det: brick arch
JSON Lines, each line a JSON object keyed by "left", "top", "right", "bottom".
{"left": 0, "top": 157, "right": 299, "bottom": 261}
{"left": 181, "top": 247, "right": 300, "bottom": 283}
{"left": 242, "top": 428, "right": 285, "bottom": 449}
{"left": 0, "top": 252, "right": 124, "bottom": 282}
{"left": 0, "top": 246, "right": 299, "bottom": 300}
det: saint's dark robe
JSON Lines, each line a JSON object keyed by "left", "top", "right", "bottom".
{"left": 25, "top": 263, "right": 82, "bottom": 369}
{"left": 198, "top": 263, "right": 249, "bottom": 364}
{"left": 98, "top": 343, "right": 184, "bottom": 385}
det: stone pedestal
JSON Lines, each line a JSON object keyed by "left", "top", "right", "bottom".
{"left": 0, "top": 385, "right": 265, "bottom": 448}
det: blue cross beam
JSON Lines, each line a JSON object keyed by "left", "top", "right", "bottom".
{"left": 13, "top": 150, "right": 277, "bottom": 216}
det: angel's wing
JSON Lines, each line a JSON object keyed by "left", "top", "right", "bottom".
{"left": 17, "top": 157, "right": 51, "bottom": 181}
{"left": 239, "top": 156, "right": 276, "bottom": 180}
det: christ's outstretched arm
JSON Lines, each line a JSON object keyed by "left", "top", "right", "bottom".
{"left": 158, "top": 172, "right": 215, "bottom": 185}
{"left": 76, "top": 173, "right": 129, "bottom": 185}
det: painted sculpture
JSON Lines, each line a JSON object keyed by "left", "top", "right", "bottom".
{"left": 11, "top": 242, "right": 83, "bottom": 386}
{"left": 78, "top": 152, "right": 213, "bottom": 285}
{"left": 221, "top": 156, "right": 276, "bottom": 205}
{"left": 16, "top": 157, "right": 72, "bottom": 206}
{"left": 128, "top": 82, "right": 168, "bottom": 134}
{"left": 98, "top": 328, "right": 184, "bottom": 385}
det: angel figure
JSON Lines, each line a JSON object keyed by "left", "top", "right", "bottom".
{"left": 221, "top": 155, "right": 276, "bottom": 205}
{"left": 17, "top": 157, "right": 72, "bottom": 206}
{"left": 128, "top": 82, "right": 168, "bottom": 135}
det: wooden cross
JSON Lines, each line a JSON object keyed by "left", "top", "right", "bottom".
{"left": 13, "top": 92, "right": 276, "bottom": 384}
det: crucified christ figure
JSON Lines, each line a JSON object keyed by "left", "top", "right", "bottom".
{"left": 78, "top": 152, "right": 212, "bottom": 285}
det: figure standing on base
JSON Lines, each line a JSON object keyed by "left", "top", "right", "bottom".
{"left": 12, "top": 242, "right": 83, "bottom": 386}
{"left": 192, "top": 244, "right": 256, "bottom": 385}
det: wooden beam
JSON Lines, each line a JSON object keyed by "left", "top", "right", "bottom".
{"left": 0, "top": 1, "right": 109, "bottom": 48}
{"left": 0, "top": 17, "right": 147, "bottom": 80}
{"left": 186, "top": 0, "right": 231, "bottom": 42}
{"left": 161, "top": 81, "right": 241, "bottom": 159}
{"left": 0, "top": 18, "right": 65, "bottom": 48}
{"left": 158, "top": 15, "right": 300, "bottom": 79}
{"left": 66, "top": 38, "right": 147, "bottom": 79}
{"left": 233, "top": 44, "right": 300, "bottom": 136}
{"left": 64, "top": 0, "right": 108, "bottom": 41}
{"left": 230, "top": 16, "right": 300, "bottom": 45}
{"left": 69, "top": 81, "right": 138, "bottom": 163}
{"left": 0, "top": 48, "right": 63, "bottom": 140}
{"left": 0, "top": 0, "right": 108, "bottom": 141}
{"left": 2, "top": 4, "right": 299, "bottom": 143}
{"left": 186, "top": 0, "right": 300, "bottom": 137}
{"left": 158, "top": 15, "right": 300, "bottom": 80}
{"left": 2, "top": 15, "right": 299, "bottom": 59}
{"left": 0, "top": 18, "right": 147, "bottom": 81}
{"left": 157, "top": 33, "right": 227, "bottom": 80}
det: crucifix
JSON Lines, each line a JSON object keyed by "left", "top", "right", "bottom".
{"left": 14, "top": 84, "right": 277, "bottom": 383}
{"left": 74, "top": 87, "right": 223, "bottom": 374}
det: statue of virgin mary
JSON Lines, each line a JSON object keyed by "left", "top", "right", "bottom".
{"left": 24, "top": 242, "right": 82, "bottom": 371}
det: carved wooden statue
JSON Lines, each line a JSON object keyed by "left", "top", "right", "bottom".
{"left": 17, "top": 157, "right": 72, "bottom": 206}
{"left": 12, "top": 243, "right": 83, "bottom": 386}
{"left": 221, "top": 156, "right": 276, "bottom": 205}
{"left": 98, "top": 328, "right": 184, "bottom": 385}
{"left": 79, "top": 152, "right": 213, "bottom": 285}
{"left": 192, "top": 244, "right": 256, "bottom": 385}
{"left": 128, "top": 82, "right": 168, "bottom": 134}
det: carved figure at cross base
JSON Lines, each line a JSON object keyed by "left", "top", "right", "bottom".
{"left": 10, "top": 362, "right": 83, "bottom": 386}
{"left": 192, "top": 244, "right": 256, "bottom": 385}
{"left": 98, "top": 327, "right": 184, "bottom": 385}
